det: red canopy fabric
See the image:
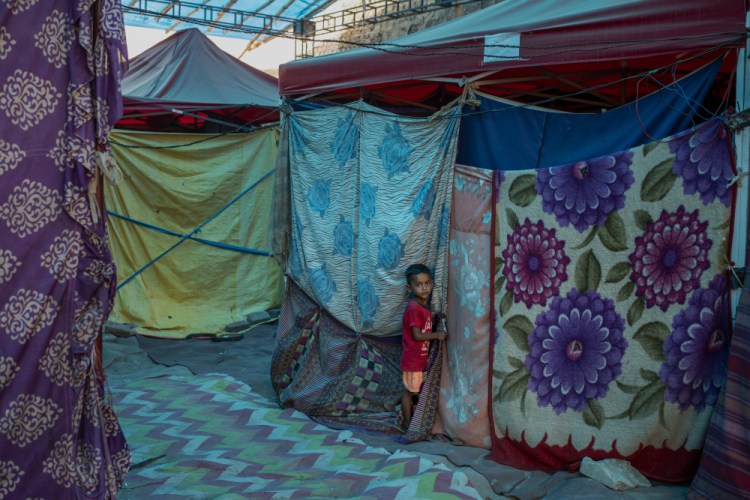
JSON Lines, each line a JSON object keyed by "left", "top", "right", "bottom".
{"left": 279, "top": 0, "right": 746, "bottom": 98}
{"left": 121, "top": 28, "right": 280, "bottom": 128}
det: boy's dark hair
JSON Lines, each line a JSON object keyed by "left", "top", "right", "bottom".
{"left": 405, "top": 263, "right": 432, "bottom": 285}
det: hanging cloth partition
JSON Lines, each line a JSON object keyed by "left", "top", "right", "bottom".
{"left": 286, "top": 100, "right": 459, "bottom": 335}
{"left": 490, "top": 118, "right": 734, "bottom": 481}
{"left": 271, "top": 101, "right": 460, "bottom": 438}
{"left": 0, "top": 1, "right": 130, "bottom": 497}
{"left": 456, "top": 58, "right": 722, "bottom": 171}
{"left": 107, "top": 128, "right": 284, "bottom": 338}
{"left": 437, "top": 165, "right": 493, "bottom": 448}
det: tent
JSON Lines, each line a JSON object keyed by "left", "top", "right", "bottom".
{"left": 105, "top": 29, "right": 284, "bottom": 338}
{"left": 119, "top": 27, "right": 280, "bottom": 131}
{"left": 279, "top": 0, "right": 743, "bottom": 110}
{"left": 273, "top": 0, "right": 750, "bottom": 494}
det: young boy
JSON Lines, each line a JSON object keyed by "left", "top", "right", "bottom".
{"left": 401, "top": 263, "right": 446, "bottom": 429}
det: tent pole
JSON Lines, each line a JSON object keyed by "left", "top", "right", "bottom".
{"left": 731, "top": 10, "right": 750, "bottom": 320}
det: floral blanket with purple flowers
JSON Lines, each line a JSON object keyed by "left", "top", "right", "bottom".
{"left": 490, "top": 119, "right": 734, "bottom": 482}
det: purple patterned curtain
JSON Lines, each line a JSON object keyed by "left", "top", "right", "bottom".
{"left": 0, "top": 1, "right": 130, "bottom": 497}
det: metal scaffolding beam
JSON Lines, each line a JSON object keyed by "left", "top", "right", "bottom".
{"left": 123, "top": 0, "right": 300, "bottom": 36}
{"left": 311, "top": 0, "right": 481, "bottom": 37}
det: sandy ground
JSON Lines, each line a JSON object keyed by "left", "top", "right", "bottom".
{"left": 103, "top": 322, "right": 690, "bottom": 499}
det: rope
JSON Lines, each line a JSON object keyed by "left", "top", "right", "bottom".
{"left": 727, "top": 170, "right": 750, "bottom": 188}
{"left": 96, "top": 151, "right": 124, "bottom": 184}
{"left": 730, "top": 264, "right": 745, "bottom": 289}
{"left": 106, "top": 211, "right": 272, "bottom": 256}
{"left": 116, "top": 168, "right": 276, "bottom": 290}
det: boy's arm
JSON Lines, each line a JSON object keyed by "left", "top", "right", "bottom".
{"left": 411, "top": 326, "right": 446, "bottom": 342}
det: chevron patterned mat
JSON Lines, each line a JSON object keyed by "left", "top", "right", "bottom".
{"left": 111, "top": 373, "right": 482, "bottom": 499}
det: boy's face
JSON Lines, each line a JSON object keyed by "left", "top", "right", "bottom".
{"left": 407, "top": 272, "right": 433, "bottom": 303}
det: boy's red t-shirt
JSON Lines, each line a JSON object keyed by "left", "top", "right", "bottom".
{"left": 401, "top": 299, "right": 432, "bottom": 372}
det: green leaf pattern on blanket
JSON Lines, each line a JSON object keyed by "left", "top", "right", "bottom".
{"left": 617, "top": 281, "right": 635, "bottom": 302}
{"left": 633, "top": 209, "right": 653, "bottom": 230}
{"left": 497, "top": 362, "right": 530, "bottom": 403}
{"left": 605, "top": 262, "right": 631, "bottom": 283}
{"left": 598, "top": 212, "right": 628, "bottom": 251}
{"left": 572, "top": 226, "right": 598, "bottom": 249}
{"left": 504, "top": 315, "right": 533, "bottom": 352}
{"left": 641, "top": 158, "right": 676, "bottom": 201}
{"left": 574, "top": 249, "right": 601, "bottom": 292}
{"left": 583, "top": 400, "right": 605, "bottom": 429}
{"left": 627, "top": 297, "right": 645, "bottom": 326}
{"left": 508, "top": 174, "right": 537, "bottom": 207}
{"left": 633, "top": 322, "right": 670, "bottom": 362}
{"left": 505, "top": 207, "right": 519, "bottom": 230}
{"left": 499, "top": 290, "right": 513, "bottom": 316}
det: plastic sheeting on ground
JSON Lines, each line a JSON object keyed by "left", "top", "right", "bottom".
{"left": 112, "top": 372, "right": 484, "bottom": 499}
{"left": 106, "top": 128, "right": 284, "bottom": 338}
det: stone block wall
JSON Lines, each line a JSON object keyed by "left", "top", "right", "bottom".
{"left": 309, "top": 0, "right": 503, "bottom": 57}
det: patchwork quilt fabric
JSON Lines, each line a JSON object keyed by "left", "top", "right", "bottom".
{"left": 271, "top": 280, "right": 444, "bottom": 442}
{"left": 286, "top": 101, "right": 459, "bottom": 336}
{"left": 490, "top": 119, "right": 734, "bottom": 481}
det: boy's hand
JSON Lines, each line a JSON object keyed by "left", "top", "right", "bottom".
{"left": 436, "top": 331, "right": 447, "bottom": 341}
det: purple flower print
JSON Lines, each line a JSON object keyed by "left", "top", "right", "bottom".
{"left": 525, "top": 288, "right": 627, "bottom": 414}
{"left": 669, "top": 120, "right": 733, "bottom": 207}
{"left": 660, "top": 274, "right": 729, "bottom": 413}
{"left": 536, "top": 151, "right": 634, "bottom": 232}
{"left": 501, "top": 219, "right": 569, "bottom": 308}
{"left": 629, "top": 206, "right": 712, "bottom": 311}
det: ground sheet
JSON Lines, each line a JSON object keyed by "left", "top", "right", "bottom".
{"left": 112, "top": 372, "right": 483, "bottom": 499}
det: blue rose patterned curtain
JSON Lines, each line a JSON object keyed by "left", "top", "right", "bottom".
{"left": 285, "top": 101, "right": 460, "bottom": 336}
{"left": 0, "top": 1, "right": 130, "bottom": 497}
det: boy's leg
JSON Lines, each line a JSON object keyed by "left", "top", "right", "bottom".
{"left": 402, "top": 389, "right": 414, "bottom": 429}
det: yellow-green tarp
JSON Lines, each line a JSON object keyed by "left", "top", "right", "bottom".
{"left": 106, "top": 128, "right": 284, "bottom": 338}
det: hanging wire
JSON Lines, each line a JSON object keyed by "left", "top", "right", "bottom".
{"left": 111, "top": 37, "right": 745, "bottom": 151}
{"left": 111, "top": 107, "right": 281, "bottom": 149}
